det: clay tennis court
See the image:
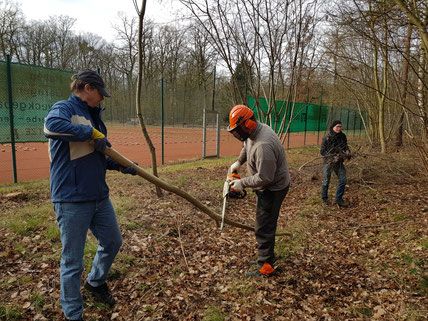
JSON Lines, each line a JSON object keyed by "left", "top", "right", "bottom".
{"left": 0, "top": 126, "right": 326, "bottom": 183}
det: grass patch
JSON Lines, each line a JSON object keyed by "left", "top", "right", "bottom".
{"left": 13, "top": 243, "right": 26, "bottom": 254}
{"left": 158, "top": 157, "right": 234, "bottom": 174}
{"left": 19, "top": 276, "right": 32, "bottom": 284}
{"left": 352, "top": 306, "right": 373, "bottom": 317}
{"left": 124, "top": 221, "right": 141, "bottom": 231}
{"left": 306, "top": 196, "right": 322, "bottom": 205}
{"left": 0, "top": 304, "right": 23, "bottom": 320}
{"left": 83, "top": 236, "right": 98, "bottom": 272}
{"left": 421, "top": 239, "right": 428, "bottom": 250}
{"left": 420, "top": 275, "right": 428, "bottom": 293}
{"left": 208, "top": 179, "right": 227, "bottom": 191}
{"left": 117, "top": 253, "right": 137, "bottom": 265}
{"left": 3, "top": 204, "right": 53, "bottom": 233}
{"left": 0, "top": 180, "right": 49, "bottom": 195}
{"left": 43, "top": 225, "right": 61, "bottom": 242}
{"left": 177, "top": 175, "right": 187, "bottom": 186}
{"left": 108, "top": 265, "right": 129, "bottom": 280}
{"left": 84, "top": 236, "right": 98, "bottom": 256}
{"left": 202, "top": 306, "right": 228, "bottom": 321}
{"left": 393, "top": 214, "right": 406, "bottom": 221}
{"left": 275, "top": 227, "right": 308, "bottom": 260}
{"left": 275, "top": 241, "right": 295, "bottom": 260}
{"left": 140, "top": 283, "right": 151, "bottom": 292}
{"left": 299, "top": 209, "right": 311, "bottom": 217}
{"left": 235, "top": 283, "right": 256, "bottom": 297}
{"left": 31, "top": 292, "right": 45, "bottom": 311}
{"left": 111, "top": 196, "right": 138, "bottom": 220}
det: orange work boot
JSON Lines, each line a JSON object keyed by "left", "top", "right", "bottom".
{"left": 244, "top": 262, "right": 275, "bottom": 277}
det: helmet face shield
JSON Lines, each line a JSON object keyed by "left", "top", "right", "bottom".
{"left": 230, "top": 125, "right": 250, "bottom": 141}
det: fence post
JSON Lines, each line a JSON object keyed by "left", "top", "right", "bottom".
{"left": 346, "top": 108, "right": 350, "bottom": 131}
{"left": 317, "top": 88, "right": 323, "bottom": 145}
{"left": 211, "top": 65, "right": 216, "bottom": 112}
{"left": 304, "top": 88, "right": 309, "bottom": 145}
{"left": 6, "top": 55, "right": 17, "bottom": 183}
{"left": 161, "top": 78, "right": 164, "bottom": 165}
{"left": 244, "top": 73, "right": 248, "bottom": 106}
{"left": 353, "top": 109, "right": 357, "bottom": 137}
{"left": 202, "top": 108, "right": 206, "bottom": 157}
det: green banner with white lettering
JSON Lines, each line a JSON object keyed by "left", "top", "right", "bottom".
{"left": 0, "top": 61, "right": 73, "bottom": 143}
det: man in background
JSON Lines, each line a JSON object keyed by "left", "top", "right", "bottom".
{"left": 320, "top": 120, "right": 351, "bottom": 207}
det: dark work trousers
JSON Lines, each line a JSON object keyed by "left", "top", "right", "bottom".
{"left": 255, "top": 185, "right": 289, "bottom": 266}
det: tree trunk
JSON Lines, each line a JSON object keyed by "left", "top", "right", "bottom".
{"left": 105, "top": 147, "right": 249, "bottom": 232}
{"left": 395, "top": 24, "right": 412, "bottom": 147}
{"left": 417, "top": 43, "right": 428, "bottom": 138}
{"left": 135, "top": 0, "right": 162, "bottom": 196}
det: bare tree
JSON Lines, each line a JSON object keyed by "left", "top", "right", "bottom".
{"left": 394, "top": 23, "right": 413, "bottom": 146}
{"left": 179, "top": 0, "right": 322, "bottom": 138}
{"left": 0, "top": 1, "right": 24, "bottom": 60}
{"left": 392, "top": 0, "right": 428, "bottom": 59}
{"left": 17, "top": 20, "right": 49, "bottom": 65}
{"left": 133, "top": 0, "right": 162, "bottom": 196}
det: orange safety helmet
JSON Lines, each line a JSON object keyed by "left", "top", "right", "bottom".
{"left": 227, "top": 105, "right": 256, "bottom": 132}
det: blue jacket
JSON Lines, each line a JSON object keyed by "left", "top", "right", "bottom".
{"left": 44, "top": 94, "right": 120, "bottom": 202}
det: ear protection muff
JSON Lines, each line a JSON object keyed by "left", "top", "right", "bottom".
{"left": 244, "top": 118, "right": 256, "bottom": 130}
{"left": 236, "top": 116, "right": 256, "bottom": 132}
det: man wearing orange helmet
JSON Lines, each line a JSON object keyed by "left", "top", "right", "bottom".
{"left": 227, "top": 105, "right": 290, "bottom": 277}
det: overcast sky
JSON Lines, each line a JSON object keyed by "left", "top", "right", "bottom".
{"left": 18, "top": 0, "right": 181, "bottom": 42}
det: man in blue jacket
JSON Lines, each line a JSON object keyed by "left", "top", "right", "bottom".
{"left": 44, "top": 69, "right": 136, "bottom": 321}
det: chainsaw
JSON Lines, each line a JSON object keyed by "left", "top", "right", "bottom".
{"left": 221, "top": 172, "right": 247, "bottom": 230}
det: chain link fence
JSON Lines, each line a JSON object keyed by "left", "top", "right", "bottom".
{"left": 1, "top": 60, "right": 366, "bottom": 183}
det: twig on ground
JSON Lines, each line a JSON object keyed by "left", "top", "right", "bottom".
{"left": 298, "top": 156, "right": 324, "bottom": 171}
{"left": 357, "top": 167, "right": 376, "bottom": 190}
{"left": 341, "top": 220, "right": 407, "bottom": 230}
{"left": 175, "top": 217, "right": 190, "bottom": 272}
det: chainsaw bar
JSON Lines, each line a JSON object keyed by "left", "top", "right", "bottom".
{"left": 221, "top": 173, "right": 246, "bottom": 230}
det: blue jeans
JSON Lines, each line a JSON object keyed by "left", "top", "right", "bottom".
{"left": 321, "top": 162, "right": 347, "bottom": 201}
{"left": 53, "top": 198, "right": 122, "bottom": 320}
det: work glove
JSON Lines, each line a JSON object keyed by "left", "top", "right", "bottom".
{"left": 119, "top": 162, "right": 138, "bottom": 176}
{"left": 228, "top": 160, "right": 241, "bottom": 175}
{"left": 91, "top": 128, "right": 111, "bottom": 153}
{"left": 229, "top": 179, "right": 244, "bottom": 193}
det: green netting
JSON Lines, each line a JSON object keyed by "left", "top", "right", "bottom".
{"left": 0, "top": 61, "right": 366, "bottom": 144}
{"left": 0, "top": 61, "right": 73, "bottom": 143}
{"left": 248, "top": 96, "right": 364, "bottom": 133}
{"left": 248, "top": 96, "right": 328, "bottom": 133}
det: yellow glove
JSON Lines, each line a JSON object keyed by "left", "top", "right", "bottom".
{"left": 91, "top": 128, "right": 105, "bottom": 140}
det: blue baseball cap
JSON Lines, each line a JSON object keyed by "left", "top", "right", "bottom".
{"left": 76, "top": 69, "right": 110, "bottom": 97}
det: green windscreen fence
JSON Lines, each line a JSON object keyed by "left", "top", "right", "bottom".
{"left": 0, "top": 61, "right": 365, "bottom": 143}
{"left": 248, "top": 96, "right": 364, "bottom": 133}
{"left": 0, "top": 61, "right": 73, "bottom": 143}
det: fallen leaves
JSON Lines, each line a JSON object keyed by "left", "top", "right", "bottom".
{"left": 0, "top": 148, "right": 427, "bottom": 320}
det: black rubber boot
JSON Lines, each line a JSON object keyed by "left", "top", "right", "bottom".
{"left": 84, "top": 280, "right": 115, "bottom": 306}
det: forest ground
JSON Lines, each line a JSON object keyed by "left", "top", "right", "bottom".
{"left": 0, "top": 143, "right": 427, "bottom": 320}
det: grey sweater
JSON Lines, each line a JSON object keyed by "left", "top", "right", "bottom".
{"left": 237, "top": 122, "right": 290, "bottom": 191}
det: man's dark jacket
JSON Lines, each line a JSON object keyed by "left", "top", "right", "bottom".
{"left": 320, "top": 130, "right": 350, "bottom": 164}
